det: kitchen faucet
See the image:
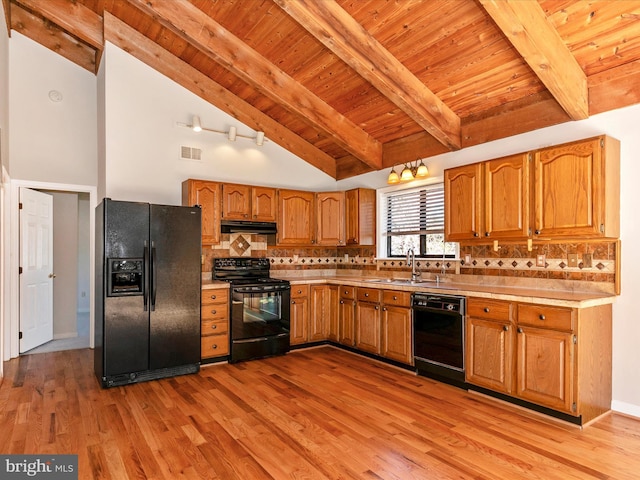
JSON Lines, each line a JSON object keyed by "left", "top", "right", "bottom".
{"left": 406, "top": 248, "right": 421, "bottom": 282}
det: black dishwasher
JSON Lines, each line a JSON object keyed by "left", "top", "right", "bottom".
{"left": 413, "top": 293, "right": 467, "bottom": 388}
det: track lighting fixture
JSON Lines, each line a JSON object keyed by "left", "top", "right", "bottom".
{"left": 177, "top": 115, "right": 266, "bottom": 146}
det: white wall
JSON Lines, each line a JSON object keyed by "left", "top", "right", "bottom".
{"left": 339, "top": 104, "right": 640, "bottom": 417}
{"left": 0, "top": 0, "right": 9, "bottom": 379}
{"left": 8, "top": 32, "right": 97, "bottom": 185}
{"left": 48, "top": 191, "right": 79, "bottom": 338}
{"left": 77, "top": 194, "right": 90, "bottom": 313}
{"left": 101, "top": 43, "right": 337, "bottom": 205}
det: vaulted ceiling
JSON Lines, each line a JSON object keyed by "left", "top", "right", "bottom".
{"left": 4, "top": 0, "right": 640, "bottom": 179}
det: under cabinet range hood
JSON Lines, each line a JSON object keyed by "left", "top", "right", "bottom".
{"left": 220, "top": 220, "right": 277, "bottom": 235}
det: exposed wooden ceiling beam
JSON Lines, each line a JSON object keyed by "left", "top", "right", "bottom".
{"left": 127, "top": 0, "right": 383, "bottom": 171}
{"left": 274, "top": 0, "right": 462, "bottom": 151}
{"left": 14, "top": 0, "right": 103, "bottom": 50}
{"left": 104, "top": 12, "right": 338, "bottom": 179}
{"left": 478, "top": 0, "right": 588, "bottom": 120}
{"left": 10, "top": 2, "right": 96, "bottom": 72}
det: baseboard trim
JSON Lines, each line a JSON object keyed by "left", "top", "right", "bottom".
{"left": 53, "top": 332, "right": 79, "bottom": 340}
{"left": 612, "top": 400, "right": 640, "bottom": 419}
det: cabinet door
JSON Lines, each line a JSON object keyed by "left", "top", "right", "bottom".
{"left": 182, "top": 180, "right": 221, "bottom": 245}
{"left": 466, "top": 317, "right": 514, "bottom": 394}
{"left": 444, "top": 163, "right": 483, "bottom": 241}
{"left": 310, "top": 285, "right": 330, "bottom": 342}
{"left": 381, "top": 305, "right": 412, "bottom": 364}
{"left": 484, "top": 154, "right": 530, "bottom": 239}
{"left": 355, "top": 301, "right": 381, "bottom": 354}
{"left": 345, "top": 188, "right": 376, "bottom": 245}
{"left": 252, "top": 186, "right": 277, "bottom": 222}
{"left": 316, "top": 192, "right": 345, "bottom": 246}
{"left": 533, "top": 138, "right": 603, "bottom": 237}
{"left": 290, "top": 296, "right": 309, "bottom": 345}
{"left": 277, "top": 189, "right": 315, "bottom": 245}
{"left": 222, "top": 183, "right": 251, "bottom": 220}
{"left": 338, "top": 298, "right": 356, "bottom": 346}
{"left": 516, "top": 326, "right": 574, "bottom": 413}
{"left": 327, "top": 286, "right": 340, "bottom": 342}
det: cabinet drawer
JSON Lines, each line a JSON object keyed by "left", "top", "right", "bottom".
{"left": 201, "top": 303, "right": 228, "bottom": 321}
{"left": 382, "top": 290, "right": 411, "bottom": 307}
{"left": 201, "top": 289, "right": 229, "bottom": 305}
{"left": 201, "top": 334, "right": 229, "bottom": 358}
{"left": 518, "top": 304, "right": 574, "bottom": 331}
{"left": 340, "top": 286, "right": 355, "bottom": 299}
{"left": 468, "top": 298, "right": 512, "bottom": 321}
{"left": 357, "top": 287, "right": 382, "bottom": 303}
{"left": 291, "top": 284, "right": 310, "bottom": 298}
{"left": 201, "top": 318, "right": 229, "bottom": 336}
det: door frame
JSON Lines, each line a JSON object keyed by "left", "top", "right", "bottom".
{"left": 6, "top": 179, "right": 97, "bottom": 359}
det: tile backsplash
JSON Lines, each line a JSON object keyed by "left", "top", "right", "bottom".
{"left": 202, "top": 235, "right": 619, "bottom": 289}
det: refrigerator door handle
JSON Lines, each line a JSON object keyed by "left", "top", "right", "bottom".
{"left": 151, "top": 241, "right": 157, "bottom": 311}
{"left": 143, "top": 241, "right": 149, "bottom": 311}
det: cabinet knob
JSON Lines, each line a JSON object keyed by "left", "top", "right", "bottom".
{"left": 374, "top": 306, "right": 379, "bottom": 310}
{"left": 211, "top": 324, "right": 217, "bottom": 330}
{"left": 210, "top": 295, "right": 217, "bottom": 300}
{"left": 484, "top": 307, "right": 490, "bottom": 313}
{"left": 382, "top": 307, "right": 387, "bottom": 311}
{"left": 297, "top": 289, "right": 302, "bottom": 294}
{"left": 211, "top": 309, "right": 217, "bottom": 315}
{"left": 534, "top": 229, "right": 541, "bottom": 235}
{"left": 473, "top": 232, "right": 479, "bottom": 237}
{"left": 340, "top": 300, "right": 344, "bottom": 304}
{"left": 503, "top": 325, "right": 509, "bottom": 331}
{"left": 539, "top": 314, "right": 546, "bottom": 320}
{"left": 518, "top": 327, "right": 523, "bottom": 333}
{"left": 364, "top": 293, "right": 369, "bottom": 297}
{"left": 211, "top": 344, "right": 218, "bottom": 350}
{"left": 393, "top": 296, "right": 397, "bottom": 300}
{"left": 291, "top": 301, "right": 296, "bottom": 304}
{"left": 485, "top": 232, "right": 490, "bottom": 237}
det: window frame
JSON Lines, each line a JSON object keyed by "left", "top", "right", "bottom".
{"left": 377, "top": 178, "right": 459, "bottom": 260}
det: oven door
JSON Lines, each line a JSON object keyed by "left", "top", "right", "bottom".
{"left": 231, "top": 284, "right": 291, "bottom": 341}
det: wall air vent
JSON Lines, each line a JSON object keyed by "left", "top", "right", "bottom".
{"left": 180, "top": 146, "right": 202, "bottom": 161}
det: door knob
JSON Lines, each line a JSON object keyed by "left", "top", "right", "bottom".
{"left": 49, "top": 273, "right": 56, "bottom": 278}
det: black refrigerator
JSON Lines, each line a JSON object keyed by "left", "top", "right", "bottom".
{"left": 95, "top": 199, "right": 202, "bottom": 388}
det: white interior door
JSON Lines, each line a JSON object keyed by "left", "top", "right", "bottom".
{"left": 19, "top": 188, "right": 54, "bottom": 353}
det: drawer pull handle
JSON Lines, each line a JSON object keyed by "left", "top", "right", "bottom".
{"left": 297, "top": 289, "right": 302, "bottom": 294}
{"left": 211, "top": 344, "right": 218, "bottom": 350}
{"left": 393, "top": 296, "right": 397, "bottom": 300}
{"left": 210, "top": 295, "right": 217, "bottom": 300}
{"left": 365, "top": 293, "right": 369, "bottom": 297}
{"left": 211, "top": 324, "right": 217, "bottom": 330}
{"left": 539, "top": 314, "right": 546, "bottom": 320}
{"left": 484, "top": 307, "right": 490, "bottom": 313}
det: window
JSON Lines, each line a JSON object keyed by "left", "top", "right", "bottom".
{"left": 383, "top": 183, "right": 458, "bottom": 258}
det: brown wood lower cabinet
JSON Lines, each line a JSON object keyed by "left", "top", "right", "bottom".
{"left": 290, "top": 285, "right": 310, "bottom": 346}
{"left": 338, "top": 286, "right": 356, "bottom": 347}
{"left": 355, "top": 289, "right": 382, "bottom": 355}
{"left": 381, "top": 291, "right": 412, "bottom": 365}
{"left": 465, "top": 297, "right": 612, "bottom": 424}
{"left": 201, "top": 288, "right": 229, "bottom": 359}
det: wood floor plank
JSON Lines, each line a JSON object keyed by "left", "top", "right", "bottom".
{"left": 2, "top": 346, "right": 640, "bottom": 479}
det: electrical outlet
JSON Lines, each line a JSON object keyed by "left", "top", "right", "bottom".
{"left": 464, "top": 254, "right": 471, "bottom": 264}
{"left": 536, "top": 254, "right": 546, "bottom": 267}
{"left": 583, "top": 253, "right": 593, "bottom": 268}
{"left": 568, "top": 253, "right": 578, "bottom": 267}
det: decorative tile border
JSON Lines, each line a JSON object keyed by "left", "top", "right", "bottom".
{"left": 459, "top": 257, "right": 615, "bottom": 274}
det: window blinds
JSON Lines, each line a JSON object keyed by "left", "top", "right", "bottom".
{"left": 385, "top": 184, "right": 445, "bottom": 236}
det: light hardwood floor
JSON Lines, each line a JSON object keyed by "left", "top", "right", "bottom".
{"left": 1, "top": 346, "right": 639, "bottom": 479}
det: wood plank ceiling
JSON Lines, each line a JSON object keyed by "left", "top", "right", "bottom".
{"left": 4, "top": 0, "right": 640, "bottom": 180}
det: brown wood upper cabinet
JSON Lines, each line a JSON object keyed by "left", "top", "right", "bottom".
{"left": 445, "top": 154, "right": 529, "bottom": 241}
{"left": 533, "top": 136, "right": 619, "bottom": 238}
{"left": 316, "top": 192, "right": 345, "bottom": 246}
{"left": 345, "top": 188, "right": 376, "bottom": 246}
{"left": 222, "top": 183, "right": 277, "bottom": 222}
{"left": 277, "top": 189, "right": 315, "bottom": 245}
{"left": 182, "top": 179, "right": 221, "bottom": 246}
{"left": 445, "top": 135, "right": 620, "bottom": 242}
